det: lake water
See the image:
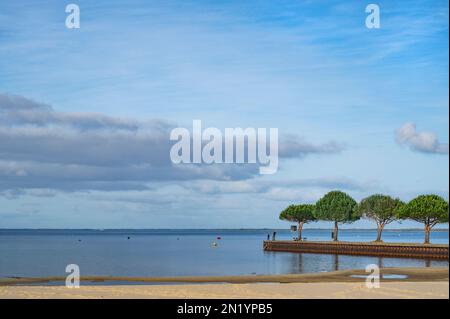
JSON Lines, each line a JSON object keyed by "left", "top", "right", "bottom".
{"left": 0, "top": 229, "right": 448, "bottom": 279}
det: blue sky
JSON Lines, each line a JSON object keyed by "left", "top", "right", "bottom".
{"left": 0, "top": 0, "right": 448, "bottom": 229}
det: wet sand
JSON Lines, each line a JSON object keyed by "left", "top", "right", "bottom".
{"left": 1, "top": 267, "right": 448, "bottom": 299}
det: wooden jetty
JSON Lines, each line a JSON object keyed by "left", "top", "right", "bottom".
{"left": 263, "top": 240, "right": 449, "bottom": 260}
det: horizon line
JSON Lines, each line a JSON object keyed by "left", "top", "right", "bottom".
{"left": 0, "top": 228, "right": 448, "bottom": 231}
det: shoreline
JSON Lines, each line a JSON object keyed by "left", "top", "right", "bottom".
{"left": 1, "top": 268, "right": 448, "bottom": 299}
{"left": 1, "top": 267, "right": 448, "bottom": 286}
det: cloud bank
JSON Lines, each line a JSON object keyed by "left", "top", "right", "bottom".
{"left": 1, "top": 94, "right": 344, "bottom": 193}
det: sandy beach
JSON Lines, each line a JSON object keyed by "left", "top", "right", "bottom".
{"left": 1, "top": 267, "right": 448, "bottom": 299}
{"left": 1, "top": 282, "right": 448, "bottom": 299}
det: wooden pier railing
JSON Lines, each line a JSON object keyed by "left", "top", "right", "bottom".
{"left": 263, "top": 240, "right": 449, "bottom": 260}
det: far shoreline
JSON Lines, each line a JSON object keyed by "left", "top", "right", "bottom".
{"left": 0, "top": 228, "right": 449, "bottom": 231}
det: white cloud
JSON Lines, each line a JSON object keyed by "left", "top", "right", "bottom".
{"left": 395, "top": 122, "right": 448, "bottom": 154}
{"left": 278, "top": 134, "right": 345, "bottom": 158}
{"left": 180, "top": 177, "right": 379, "bottom": 200}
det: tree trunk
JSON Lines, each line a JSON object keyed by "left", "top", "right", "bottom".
{"left": 298, "top": 222, "right": 304, "bottom": 241}
{"left": 424, "top": 223, "right": 431, "bottom": 244}
{"left": 333, "top": 221, "right": 339, "bottom": 241}
{"left": 375, "top": 223, "right": 384, "bottom": 242}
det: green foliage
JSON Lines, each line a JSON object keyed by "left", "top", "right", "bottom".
{"left": 355, "top": 194, "right": 404, "bottom": 224}
{"left": 279, "top": 204, "right": 315, "bottom": 223}
{"left": 314, "top": 191, "right": 358, "bottom": 223}
{"left": 397, "top": 194, "right": 449, "bottom": 224}
{"left": 279, "top": 205, "right": 294, "bottom": 222}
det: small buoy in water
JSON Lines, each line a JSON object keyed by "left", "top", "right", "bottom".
{"left": 78, "top": 239, "right": 82, "bottom": 242}
{"left": 217, "top": 236, "right": 221, "bottom": 240}
{"left": 212, "top": 241, "right": 218, "bottom": 247}
{"left": 127, "top": 237, "right": 130, "bottom": 240}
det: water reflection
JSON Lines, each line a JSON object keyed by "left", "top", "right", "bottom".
{"left": 333, "top": 254, "right": 339, "bottom": 271}
{"left": 282, "top": 252, "right": 444, "bottom": 274}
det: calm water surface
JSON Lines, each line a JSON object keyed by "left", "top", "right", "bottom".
{"left": 0, "top": 229, "right": 448, "bottom": 279}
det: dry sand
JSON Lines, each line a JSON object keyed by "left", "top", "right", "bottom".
{"left": 1, "top": 267, "right": 448, "bottom": 299}
{"left": 1, "top": 282, "right": 448, "bottom": 299}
